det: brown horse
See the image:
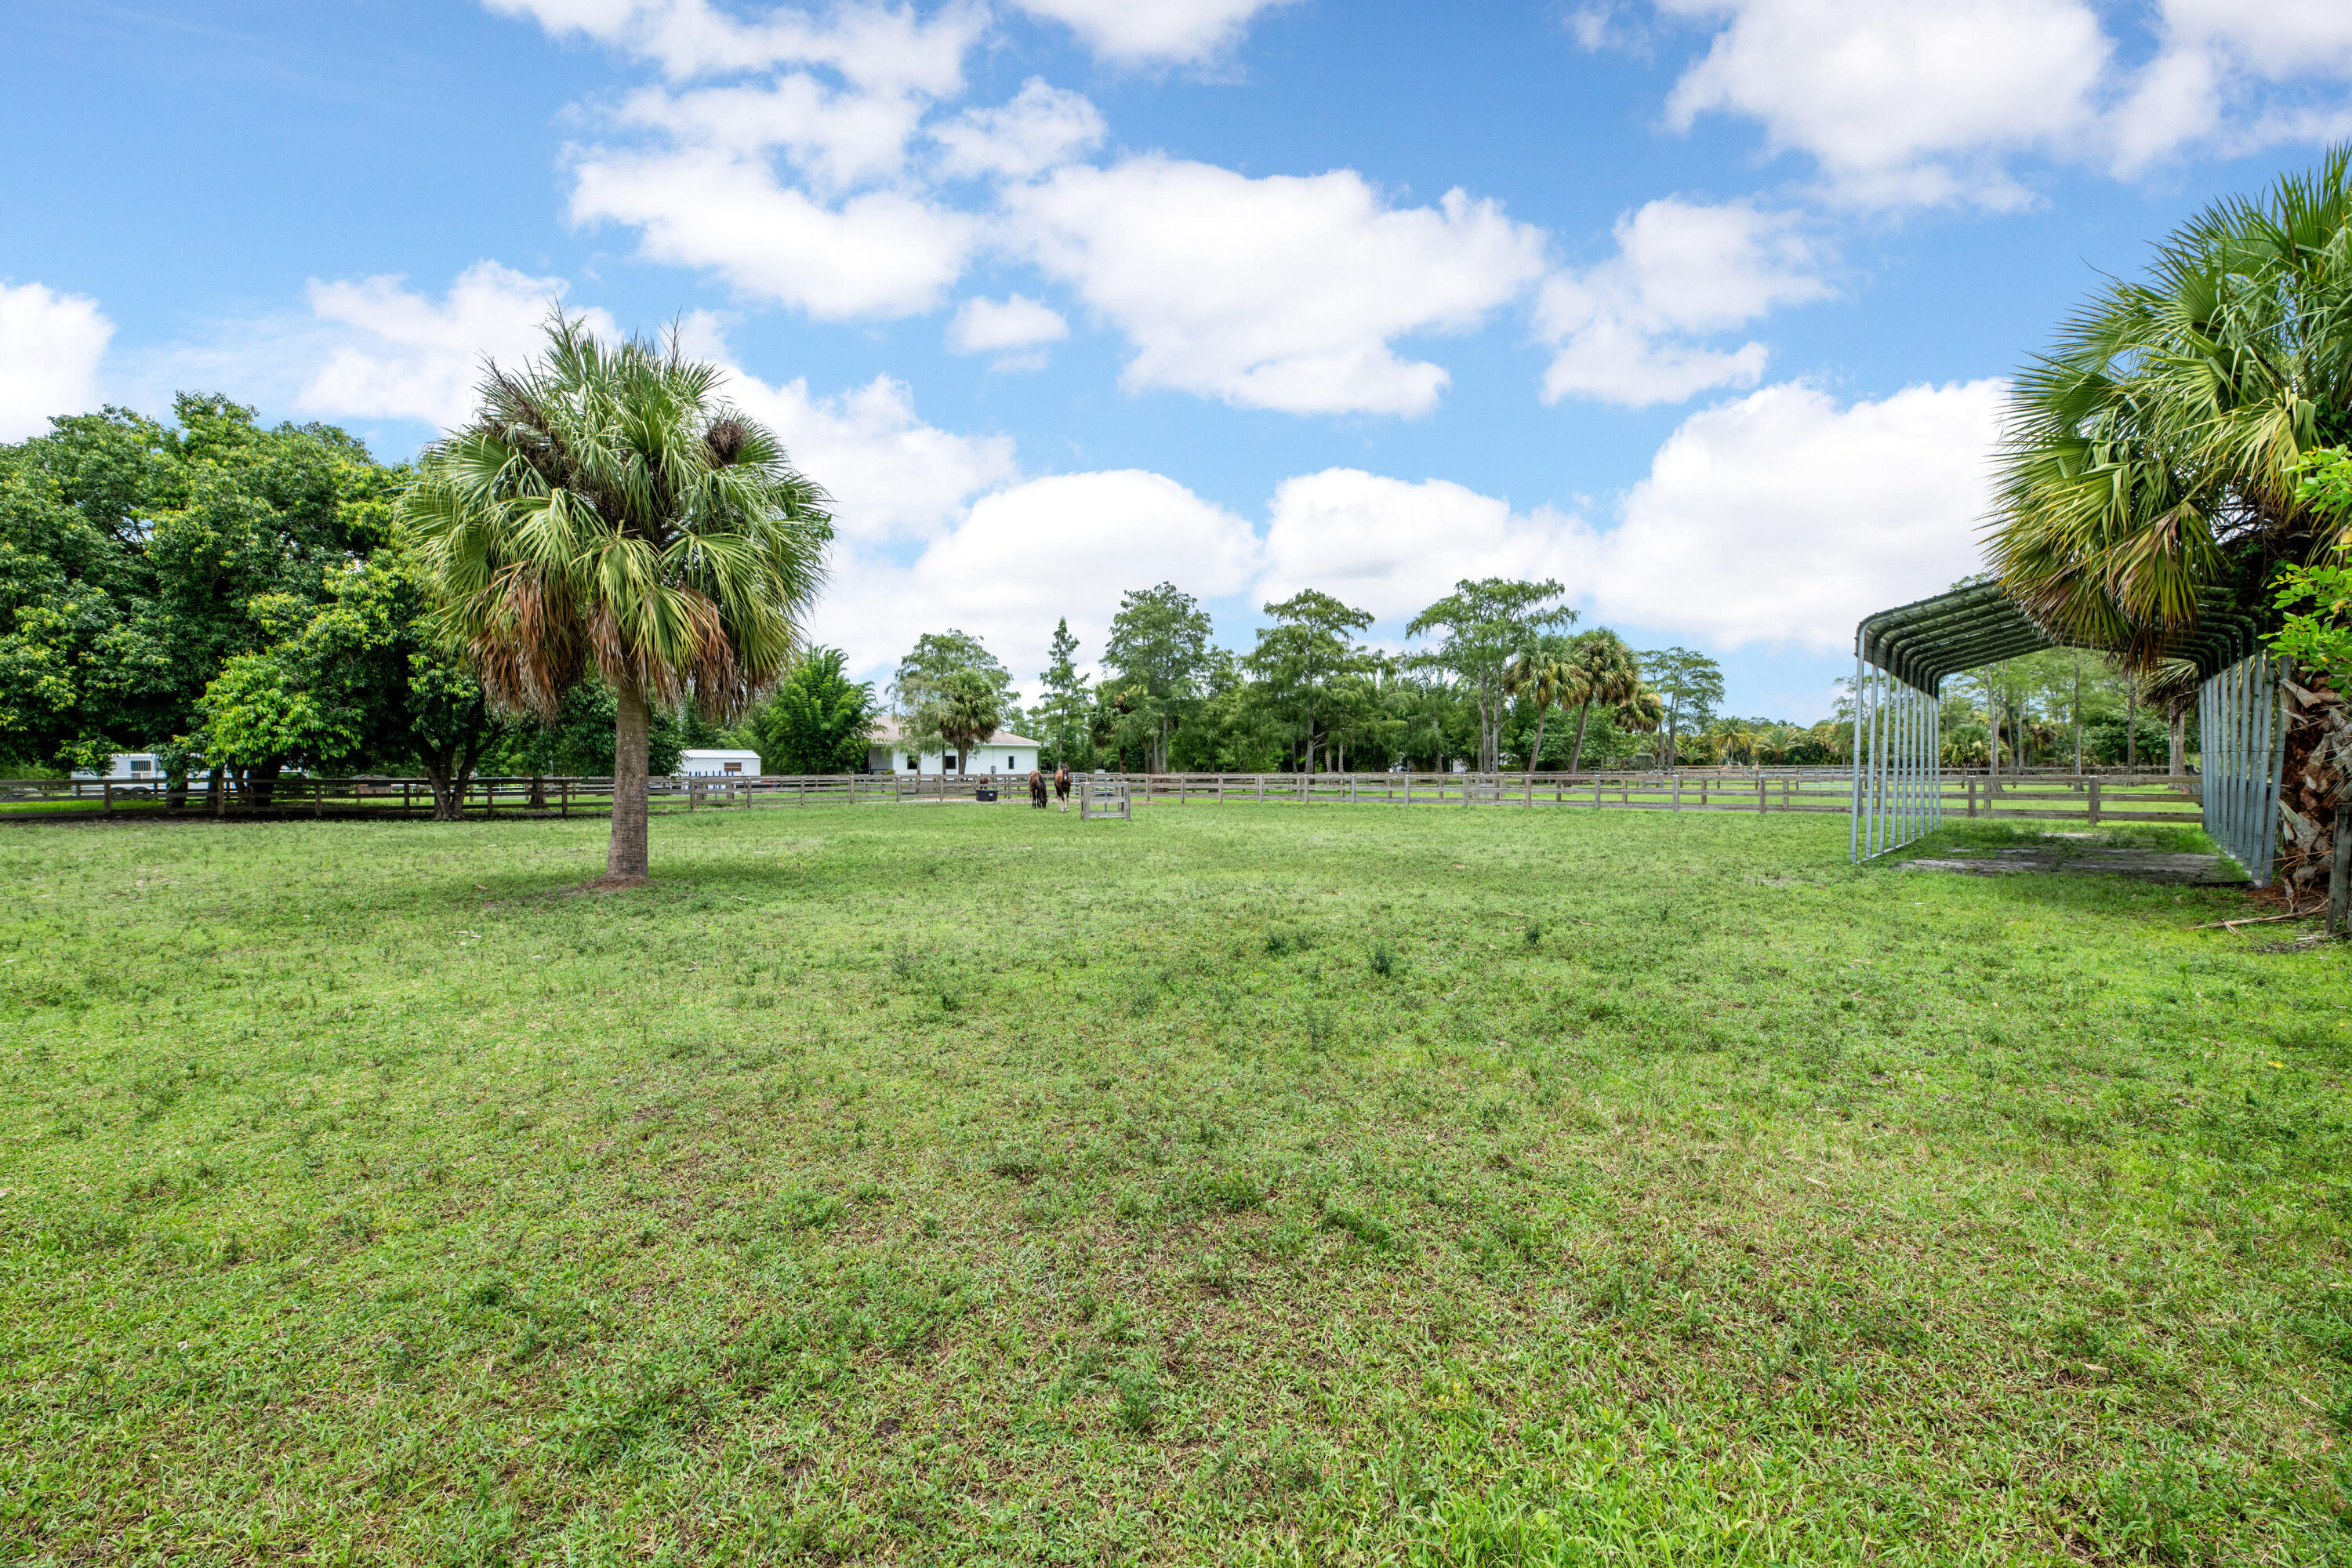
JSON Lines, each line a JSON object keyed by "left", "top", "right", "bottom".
{"left": 1054, "top": 765, "right": 1072, "bottom": 811}
{"left": 1027, "top": 768, "right": 1048, "bottom": 808}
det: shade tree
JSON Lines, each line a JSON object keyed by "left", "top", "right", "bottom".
{"left": 1638, "top": 647, "right": 1722, "bottom": 770}
{"left": 747, "top": 647, "right": 878, "bottom": 774}
{"left": 1244, "top": 590, "right": 1375, "bottom": 773}
{"left": 893, "top": 628, "right": 1020, "bottom": 768}
{"left": 1104, "top": 582, "right": 1213, "bottom": 772}
{"left": 1406, "top": 579, "right": 1577, "bottom": 772}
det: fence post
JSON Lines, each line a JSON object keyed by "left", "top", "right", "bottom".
{"left": 1758, "top": 778, "right": 1766, "bottom": 814}
{"left": 103, "top": 781, "right": 113, "bottom": 817}
{"left": 560, "top": 779, "right": 569, "bottom": 818}
{"left": 2088, "top": 779, "right": 2100, "bottom": 827}
{"left": 2331, "top": 800, "right": 2350, "bottom": 937}
{"left": 404, "top": 781, "right": 412, "bottom": 817}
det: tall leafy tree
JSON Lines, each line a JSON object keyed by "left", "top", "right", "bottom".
{"left": 1638, "top": 647, "right": 1723, "bottom": 770}
{"left": 495, "top": 681, "right": 686, "bottom": 780}
{"left": 1406, "top": 579, "right": 1577, "bottom": 771}
{"left": 195, "top": 539, "right": 510, "bottom": 817}
{"left": 0, "top": 397, "right": 394, "bottom": 782}
{"left": 1104, "top": 582, "right": 1212, "bottom": 771}
{"left": 1987, "top": 148, "right": 2352, "bottom": 901}
{"left": 747, "top": 646, "right": 878, "bottom": 773}
{"left": 1167, "top": 648, "right": 1283, "bottom": 772}
{"left": 404, "top": 316, "right": 832, "bottom": 887}
{"left": 1243, "top": 590, "right": 1374, "bottom": 771}
{"left": 1034, "top": 618, "right": 1093, "bottom": 769}
{"left": 1390, "top": 671, "right": 1469, "bottom": 771}
{"left": 892, "top": 629, "right": 1018, "bottom": 768}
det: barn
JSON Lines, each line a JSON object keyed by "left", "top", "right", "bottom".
{"left": 677, "top": 749, "right": 764, "bottom": 778}
{"left": 863, "top": 715, "right": 1040, "bottom": 777}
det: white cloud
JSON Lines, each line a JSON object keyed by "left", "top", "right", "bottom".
{"left": 1012, "top": 0, "right": 1294, "bottom": 65}
{"left": 2112, "top": 2, "right": 2352, "bottom": 170}
{"left": 569, "top": 146, "right": 975, "bottom": 318}
{"left": 934, "top": 78, "right": 1105, "bottom": 181}
{"left": 2151, "top": 0, "right": 2352, "bottom": 79}
{"left": 1258, "top": 470, "right": 1585, "bottom": 623}
{"left": 484, "top": 0, "right": 982, "bottom": 93}
{"left": 1637, "top": 0, "right": 2352, "bottom": 199}
{"left": 722, "top": 367, "right": 1017, "bottom": 542}
{"left": 1011, "top": 158, "right": 1548, "bottom": 416}
{"left": 946, "top": 295, "right": 1068, "bottom": 368}
{"left": 1563, "top": 378, "right": 2006, "bottom": 649}
{"left": 0, "top": 282, "right": 112, "bottom": 441}
{"left": 495, "top": 2, "right": 985, "bottom": 319}
{"left": 613, "top": 74, "right": 929, "bottom": 193}
{"left": 1537, "top": 196, "right": 1828, "bottom": 406}
{"left": 296, "top": 261, "right": 614, "bottom": 430}
{"left": 815, "top": 469, "right": 1262, "bottom": 689}
{"left": 1652, "top": 0, "right": 2111, "bottom": 208}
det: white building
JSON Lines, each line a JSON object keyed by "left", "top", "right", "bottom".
{"left": 865, "top": 714, "right": 1040, "bottom": 776}
{"left": 677, "top": 749, "right": 764, "bottom": 778}
{"left": 72, "top": 753, "right": 169, "bottom": 782}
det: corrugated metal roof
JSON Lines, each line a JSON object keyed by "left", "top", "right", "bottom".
{"left": 1857, "top": 581, "right": 2266, "bottom": 693}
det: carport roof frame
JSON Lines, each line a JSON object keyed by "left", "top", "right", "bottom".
{"left": 1857, "top": 581, "right": 2266, "bottom": 694}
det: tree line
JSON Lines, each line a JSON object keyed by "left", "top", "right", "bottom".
{"left": 0, "top": 387, "right": 2233, "bottom": 818}
{"left": 797, "top": 583, "right": 1757, "bottom": 778}
{"left": 0, "top": 379, "right": 1788, "bottom": 800}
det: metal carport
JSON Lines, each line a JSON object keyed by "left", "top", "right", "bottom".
{"left": 1850, "top": 582, "right": 2284, "bottom": 882}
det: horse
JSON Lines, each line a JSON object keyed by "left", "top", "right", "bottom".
{"left": 1054, "top": 765, "right": 1072, "bottom": 811}
{"left": 1027, "top": 768, "right": 1048, "bottom": 809}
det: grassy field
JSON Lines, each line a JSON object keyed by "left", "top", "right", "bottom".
{"left": 2, "top": 801, "right": 2349, "bottom": 1565}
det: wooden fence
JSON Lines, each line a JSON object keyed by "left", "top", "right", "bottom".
{"left": 0, "top": 768, "right": 2204, "bottom": 829}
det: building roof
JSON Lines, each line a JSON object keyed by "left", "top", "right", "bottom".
{"left": 1856, "top": 580, "right": 2267, "bottom": 695}
{"left": 868, "top": 714, "right": 1039, "bottom": 747}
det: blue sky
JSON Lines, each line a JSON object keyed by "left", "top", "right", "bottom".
{"left": 6, "top": 1, "right": 2352, "bottom": 718}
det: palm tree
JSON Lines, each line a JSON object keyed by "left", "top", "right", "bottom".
{"left": 1501, "top": 648, "right": 1568, "bottom": 781}
{"left": 936, "top": 670, "right": 1002, "bottom": 775}
{"left": 1613, "top": 688, "right": 1665, "bottom": 764}
{"left": 403, "top": 314, "right": 831, "bottom": 887}
{"left": 2133, "top": 658, "right": 2202, "bottom": 775}
{"left": 1987, "top": 149, "right": 2352, "bottom": 895}
{"left": 1559, "top": 631, "right": 1642, "bottom": 773}
{"left": 1711, "top": 718, "right": 1762, "bottom": 767}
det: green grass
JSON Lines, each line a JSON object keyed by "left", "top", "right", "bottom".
{"left": 2, "top": 802, "right": 2349, "bottom": 1565}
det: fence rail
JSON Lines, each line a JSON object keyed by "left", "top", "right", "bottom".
{"left": 0, "top": 768, "right": 2205, "bottom": 829}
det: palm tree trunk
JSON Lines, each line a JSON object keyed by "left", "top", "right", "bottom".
{"left": 2168, "top": 704, "right": 2186, "bottom": 775}
{"left": 1566, "top": 699, "right": 1595, "bottom": 773}
{"left": 1526, "top": 707, "right": 1550, "bottom": 780}
{"left": 2277, "top": 677, "right": 2348, "bottom": 907}
{"left": 606, "top": 684, "right": 652, "bottom": 885}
